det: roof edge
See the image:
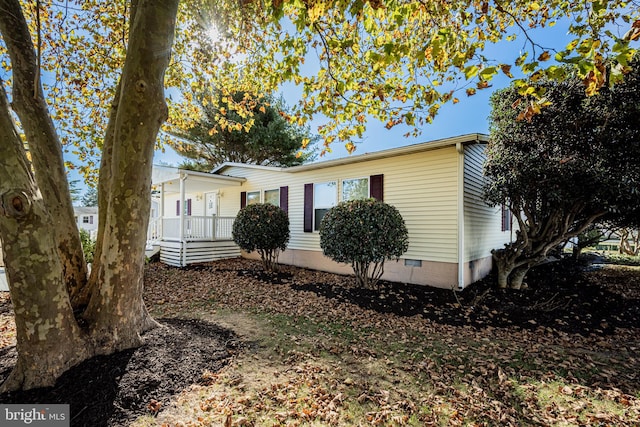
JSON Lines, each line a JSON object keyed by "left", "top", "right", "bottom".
{"left": 212, "top": 133, "right": 488, "bottom": 175}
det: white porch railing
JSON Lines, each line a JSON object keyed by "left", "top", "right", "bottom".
{"left": 152, "top": 215, "right": 235, "bottom": 241}
{"left": 147, "top": 217, "right": 162, "bottom": 242}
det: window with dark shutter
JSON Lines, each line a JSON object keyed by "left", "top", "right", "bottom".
{"left": 280, "top": 186, "right": 289, "bottom": 214}
{"left": 303, "top": 183, "right": 313, "bottom": 232}
{"left": 370, "top": 174, "right": 383, "bottom": 201}
{"left": 501, "top": 204, "right": 511, "bottom": 232}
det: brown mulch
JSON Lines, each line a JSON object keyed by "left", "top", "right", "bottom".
{"left": 0, "top": 255, "right": 639, "bottom": 426}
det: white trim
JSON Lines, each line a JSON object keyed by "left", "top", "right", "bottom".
{"left": 212, "top": 133, "right": 488, "bottom": 175}
{"left": 456, "top": 142, "right": 465, "bottom": 290}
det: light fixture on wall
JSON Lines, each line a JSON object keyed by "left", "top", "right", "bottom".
{"left": 196, "top": 193, "right": 204, "bottom": 201}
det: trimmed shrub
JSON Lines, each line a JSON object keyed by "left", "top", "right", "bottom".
{"left": 320, "top": 198, "right": 409, "bottom": 289}
{"left": 232, "top": 203, "right": 290, "bottom": 272}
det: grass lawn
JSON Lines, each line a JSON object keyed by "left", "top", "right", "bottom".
{"left": 136, "top": 258, "right": 639, "bottom": 426}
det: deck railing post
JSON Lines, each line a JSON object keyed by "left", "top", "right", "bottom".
{"left": 212, "top": 214, "right": 217, "bottom": 240}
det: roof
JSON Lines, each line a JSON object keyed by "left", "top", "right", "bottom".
{"left": 151, "top": 165, "right": 246, "bottom": 194}
{"left": 74, "top": 206, "right": 98, "bottom": 215}
{"left": 211, "top": 133, "right": 488, "bottom": 175}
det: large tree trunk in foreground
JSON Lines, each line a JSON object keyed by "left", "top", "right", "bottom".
{"left": 0, "top": 87, "right": 88, "bottom": 392}
{"left": 83, "top": 0, "right": 179, "bottom": 353}
{"left": 0, "top": 0, "right": 88, "bottom": 309}
{"left": 0, "top": 0, "right": 180, "bottom": 390}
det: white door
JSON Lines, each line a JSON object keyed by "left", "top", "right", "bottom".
{"left": 205, "top": 192, "right": 218, "bottom": 216}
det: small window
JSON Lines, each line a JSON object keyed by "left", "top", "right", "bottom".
{"left": 314, "top": 181, "right": 336, "bottom": 230}
{"left": 82, "top": 216, "right": 90, "bottom": 224}
{"left": 342, "top": 177, "right": 369, "bottom": 201}
{"left": 246, "top": 191, "right": 261, "bottom": 205}
{"left": 264, "top": 189, "right": 280, "bottom": 206}
{"left": 501, "top": 205, "right": 511, "bottom": 232}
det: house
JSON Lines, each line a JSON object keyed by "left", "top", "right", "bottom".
{"left": 150, "top": 133, "right": 512, "bottom": 289}
{"left": 74, "top": 206, "right": 99, "bottom": 238}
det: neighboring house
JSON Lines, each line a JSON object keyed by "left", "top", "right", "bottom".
{"left": 74, "top": 206, "right": 99, "bottom": 238}
{"left": 150, "top": 133, "right": 513, "bottom": 290}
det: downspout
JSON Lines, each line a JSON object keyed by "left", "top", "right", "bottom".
{"left": 456, "top": 141, "right": 465, "bottom": 290}
{"left": 179, "top": 172, "right": 187, "bottom": 267}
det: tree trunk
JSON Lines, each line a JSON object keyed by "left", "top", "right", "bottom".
{"left": 492, "top": 249, "right": 516, "bottom": 289}
{"left": 0, "top": 87, "right": 88, "bottom": 392}
{"left": 0, "top": 0, "right": 88, "bottom": 309}
{"left": 0, "top": 0, "right": 180, "bottom": 390}
{"left": 83, "top": 0, "right": 179, "bottom": 353}
{"left": 508, "top": 265, "right": 530, "bottom": 290}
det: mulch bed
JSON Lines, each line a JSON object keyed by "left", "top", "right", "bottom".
{"left": 0, "top": 255, "right": 639, "bottom": 426}
{"left": 0, "top": 319, "right": 240, "bottom": 427}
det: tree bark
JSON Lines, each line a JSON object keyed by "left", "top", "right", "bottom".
{"left": 0, "top": 86, "right": 88, "bottom": 392}
{"left": 84, "top": 0, "right": 180, "bottom": 353}
{"left": 508, "top": 265, "right": 530, "bottom": 290}
{"left": 0, "top": 0, "right": 88, "bottom": 307}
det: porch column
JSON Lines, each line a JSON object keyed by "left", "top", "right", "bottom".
{"left": 179, "top": 173, "right": 186, "bottom": 266}
{"left": 160, "top": 183, "right": 165, "bottom": 239}
{"left": 160, "top": 183, "right": 165, "bottom": 217}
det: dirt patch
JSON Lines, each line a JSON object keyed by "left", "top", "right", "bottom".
{"left": 0, "top": 318, "right": 240, "bottom": 427}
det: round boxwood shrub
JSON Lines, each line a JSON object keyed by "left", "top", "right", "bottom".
{"left": 320, "top": 198, "right": 409, "bottom": 289}
{"left": 232, "top": 203, "right": 290, "bottom": 272}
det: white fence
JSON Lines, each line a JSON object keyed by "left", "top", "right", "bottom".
{"left": 148, "top": 216, "right": 235, "bottom": 241}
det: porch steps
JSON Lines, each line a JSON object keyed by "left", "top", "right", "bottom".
{"left": 145, "top": 241, "right": 161, "bottom": 259}
{"left": 160, "top": 240, "right": 241, "bottom": 267}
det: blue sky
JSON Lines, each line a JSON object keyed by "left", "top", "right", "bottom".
{"left": 154, "top": 18, "right": 575, "bottom": 166}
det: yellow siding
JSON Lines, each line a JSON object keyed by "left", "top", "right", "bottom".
{"left": 463, "top": 144, "right": 511, "bottom": 261}
{"left": 220, "top": 146, "right": 460, "bottom": 263}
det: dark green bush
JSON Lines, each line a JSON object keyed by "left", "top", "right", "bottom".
{"left": 320, "top": 198, "right": 409, "bottom": 289}
{"left": 232, "top": 203, "right": 290, "bottom": 272}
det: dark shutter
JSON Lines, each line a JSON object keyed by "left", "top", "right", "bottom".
{"left": 240, "top": 191, "right": 247, "bottom": 209}
{"left": 303, "top": 183, "right": 313, "bottom": 232}
{"left": 501, "top": 205, "right": 511, "bottom": 232}
{"left": 176, "top": 200, "right": 180, "bottom": 216}
{"left": 187, "top": 199, "right": 192, "bottom": 216}
{"left": 370, "top": 174, "right": 384, "bottom": 201}
{"left": 279, "top": 186, "right": 289, "bottom": 214}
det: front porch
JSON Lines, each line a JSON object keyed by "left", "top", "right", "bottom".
{"left": 148, "top": 166, "right": 246, "bottom": 267}
{"left": 147, "top": 215, "right": 235, "bottom": 242}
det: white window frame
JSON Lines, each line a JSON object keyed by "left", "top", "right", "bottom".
{"left": 341, "top": 176, "right": 370, "bottom": 201}
{"left": 264, "top": 188, "right": 280, "bottom": 206}
{"left": 314, "top": 181, "right": 337, "bottom": 231}
{"left": 246, "top": 190, "right": 261, "bottom": 205}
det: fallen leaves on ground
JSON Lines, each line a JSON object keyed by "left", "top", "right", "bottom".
{"left": 135, "top": 257, "right": 640, "bottom": 426}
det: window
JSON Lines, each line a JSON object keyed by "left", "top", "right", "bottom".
{"left": 246, "top": 191, "right": 261, "bottom": 205}
{"left": 501, "top": 204, "right": 511, "bottom": 232}
{"left": 176, "top": 199, "right": 192, "bottom": 216}
{"left": 82, "top": 216, "right": 91, "bottom": 224}
{"left": 342, "top": 177, "right": 369, "bottom": 201}
{"left": 314, "top": 181, "right": 336, "bottom": 230}
{"left": 264, "top": 189, "right": 280, "bottom": 206}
